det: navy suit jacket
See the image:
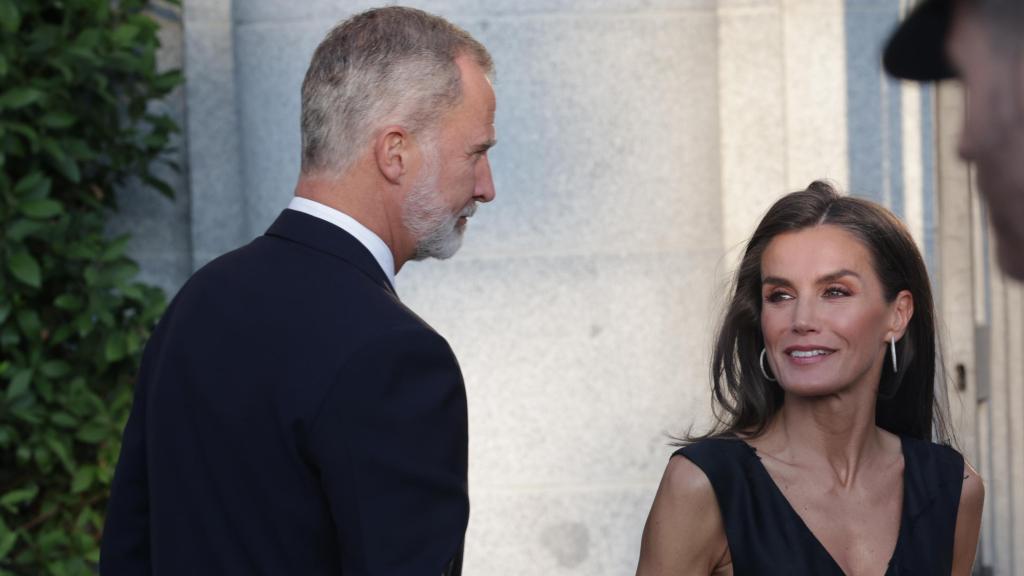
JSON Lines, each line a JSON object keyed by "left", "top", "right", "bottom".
{"left": 101, "top": 209, "right": 469, "bottom": 575}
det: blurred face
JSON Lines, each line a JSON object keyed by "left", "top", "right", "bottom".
{"left": 760, "top": 225, "right": 912, "bottom": 398}
{"left": 403, "top": 55, "right": 497, "bottom": 260}
{"left": 948, "top": 5, "right": 1024, "bottom": 279}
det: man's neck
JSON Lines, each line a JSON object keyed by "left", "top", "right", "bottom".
{"left": 293, "top": 172, "right": 412, "bottom": 272}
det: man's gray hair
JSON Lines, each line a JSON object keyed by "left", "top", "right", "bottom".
{"left": 300, "top": 6, "right": 493, "bottom": 176}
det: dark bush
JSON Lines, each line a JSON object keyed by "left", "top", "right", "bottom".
{"left": 0, "top": 0, "right": 181, "bottom": 571}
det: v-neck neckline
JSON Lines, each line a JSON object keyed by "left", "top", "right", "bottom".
{"left": 739, "top": 436, "right": 909, "bottom": 576}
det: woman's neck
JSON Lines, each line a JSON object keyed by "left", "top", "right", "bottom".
{"left": 755, "top": 390, "right": 893, "bottom": 489}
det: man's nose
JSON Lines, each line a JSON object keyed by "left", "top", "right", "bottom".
{"left": 474, "top": 155, "right": 496, "bottom": 203}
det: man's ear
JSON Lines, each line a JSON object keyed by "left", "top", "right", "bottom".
{"left": 374, "top": 126, "right": 408, "bottom": 184}
{"left": 887, "top": 289, "right": 915, "bottom": 342}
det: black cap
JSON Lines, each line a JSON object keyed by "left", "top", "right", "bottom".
{"left": 883, "top": 0, "right": 958, "bottom": 81}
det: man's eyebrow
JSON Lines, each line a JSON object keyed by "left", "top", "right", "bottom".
{"left": 470, "top": 139, "right": 497, "bottom": 154}
{"left": 761, "top": 269, "right": 861, "bottom": 287}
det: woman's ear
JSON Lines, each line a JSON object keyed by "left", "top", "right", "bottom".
{"left": 888, "top": 289, "right": 915, "bottom": 342}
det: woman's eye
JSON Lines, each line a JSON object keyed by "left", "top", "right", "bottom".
{"left": 765, "top": 291, "right": 792, "bottom": 303}
{"left": 824, "top": 286, "right": 850, "bottom": 297}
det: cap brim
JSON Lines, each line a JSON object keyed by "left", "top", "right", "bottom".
{"left": 883, "top": 0, "right": 958, "bottom": 81}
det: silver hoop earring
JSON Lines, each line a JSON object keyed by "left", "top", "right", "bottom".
{"left": 760, "top": 348, "right": 777, "bottom": 382}
{"left": 890, "top": 338, "right": 898, "bottom": 373}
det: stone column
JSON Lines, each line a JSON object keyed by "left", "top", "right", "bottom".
{"left": 718, "top": 0, "right": 848, "bottom": 260}
{"left": 184, "top": 0, "right": 248, "bottom": 269}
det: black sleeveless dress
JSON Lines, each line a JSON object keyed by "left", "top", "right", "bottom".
{"left": 676, "top": 436, "right": 964, "bottom": 575}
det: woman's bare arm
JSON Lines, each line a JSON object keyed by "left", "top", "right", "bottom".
{"left": 951, "top": 461, "right": 985, "bottom": 576}
{"left": 636, "top": 455, "right": 729, "bottom": 576}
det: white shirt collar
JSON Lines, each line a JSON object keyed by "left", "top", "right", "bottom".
{"left": 287, "top": 196, "right": 397, "bottom": 289}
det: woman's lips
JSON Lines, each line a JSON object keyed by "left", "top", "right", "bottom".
{"left": 783, "top": 346, "right": 836, "bottom": 365}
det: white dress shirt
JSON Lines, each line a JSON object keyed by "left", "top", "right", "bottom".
{"left": 287, "top": 196, "right": 397, "bottom": 289}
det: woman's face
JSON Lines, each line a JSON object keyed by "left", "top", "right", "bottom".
{"left": 759, "top": 224, "right": 912, "bottom": 398}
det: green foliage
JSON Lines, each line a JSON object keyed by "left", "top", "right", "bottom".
{"left": 0, "top": 0, "right": 180, "bottom": 572}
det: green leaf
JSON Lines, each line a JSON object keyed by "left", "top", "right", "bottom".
{"left": 74, "top": 28, "right": 102, "bottom": 50}
{"left": 16, "top": 309, "right": 40, "bottom": 338}
{"left": 105, "top": 262, "right": 140, "bottom": 287}
{"left": 50, "top": 411, "right": 77, "bottom": 428}
{"left": 101, "top": 236, "right": 131, "bottom": 261}
{"left": 0, "top": 0, "right": 19, "bottom": 34}
{"left": 18, "top": 198, "right": 63, "bottom": 218}
{"left": 0, "top": 326, "right": 18, "bottom": 347}
{"left": 0, "top": 303, "right": 8, "bottom": 324}
{"left": 40, "top": 360, "right": 70, "bottom": 378}
{"left": 38, "top": 112, "right": 75, "bottom": 129}
{"left": 35, "top": 377, "right": 53, "bottom": 403}
{"left": 66, "top": 45, "right": 99, "bottom": 66}
{"left": 42, "top": 140, "right": 80, "bottom": 183}
{"left": 4, "top": 121, "right": 38, "bottom": 147}
{"left": 144, "top": 175, "right": 176, "bottom": 198}
{"left": 32, "top": 446, "right": 52, "bottom": 472}
{"left": 153, "top": 69, "right": 183, "bottom": 92}
{"left": 76, "top": 422, "right": 107, "bottom": 444}
{"left": 111, "top": 24, "right": 140, "bottom": 45}
{"left": 0, "top": 483, "right": 38, "bottom": 510}
{"left": 121, "top": 284, "right": 143, "bottom": 301}
{"left": 0, "top": 87, "right": 43, "bottom": 109}
{"left": 71, "top": 466, "right": 95, "bottom": 494}
{"left": 0, "top": 524, "right": 15, "bottom": 559}
{"left": 50, "top": 325, "right": 72, "bottom": 345}
{"left": 0, "top": 54, "right": 8, "bottom": 78}
{"left": 54, "top": 294, "right": 82, "bottom": 311}
{"left": 7, "top": 250, "right": 41, "bottom": 288}
{"left": 13, "top": 171, "right": 48, "bottom": 197}
{"left": 45, "top": 437, "right": 74, "bottom": 472}
{"left": 6, "top": 219, "right": 45, "bottom": 241}
{"left": 126, "top": 331, "right": 141, "bottom": 355}
{"left": 64, "top": 137, "right": 93, "bottom": 160}
{"left": 7, "top": 369, "right": 31, "bottom": 400}
{"left": 104, "top": 333, "right": 126, "bottom": 362}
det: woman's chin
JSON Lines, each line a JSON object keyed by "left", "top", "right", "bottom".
{"left": 779, "top": 378, "right": 845, "bottom": 398}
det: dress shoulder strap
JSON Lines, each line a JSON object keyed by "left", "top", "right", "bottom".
{"left": 674, "top": 437, "right": 754, "bottom": 500}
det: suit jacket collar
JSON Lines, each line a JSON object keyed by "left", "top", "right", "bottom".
{"left": 265, "top": 209, "right": 397, "bottom": 296}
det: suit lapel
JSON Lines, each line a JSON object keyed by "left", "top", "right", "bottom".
{"left": 264, "top": 209, "right": 397, "bottom": 296}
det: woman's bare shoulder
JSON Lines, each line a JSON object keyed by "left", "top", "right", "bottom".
{"left": 951, "top": 459, "right": 984, "bottom": 576}
{"left": 636, "top": 454, "right": 729, "bottom": 576}
{"left": 662, "top": 454, "right": 718, "bottom": 504}
{"left": 960, "top": 459, "right": 984, "bottom": 512}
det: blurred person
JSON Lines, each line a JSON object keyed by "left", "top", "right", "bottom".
{"left": 636, "top": 182, "right": 983, "bottom": 575}
{"left": 885, "top": 0, "right": 1024, "bottom": 279}
{"left": 100, "top": 7, "right": 496, "bottom": 575}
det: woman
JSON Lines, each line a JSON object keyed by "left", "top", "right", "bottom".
{"left": 636, "top": 182, "right": 984, "bottom": 575}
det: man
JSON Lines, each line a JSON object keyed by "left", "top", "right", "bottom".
{"left": 101, "top": 7, "right": 496, "bottom": 575}
{"left": 884, "top": 0, "right": 1024, "bottom": 279}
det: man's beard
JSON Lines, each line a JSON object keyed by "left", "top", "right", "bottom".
{"left": 403, "top": 150, "right": 475, "bottom": 261}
